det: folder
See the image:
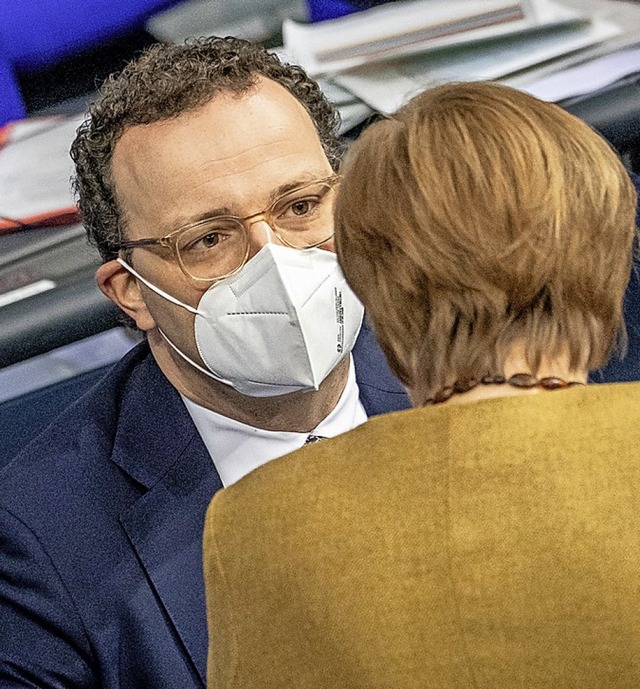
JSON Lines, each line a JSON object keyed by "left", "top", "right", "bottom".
{"left": 0, "top": 114, "right": 84, "bottom": 234}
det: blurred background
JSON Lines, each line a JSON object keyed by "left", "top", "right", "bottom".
{"left": 1, "top": 0, "right": 401, "bottom": 124}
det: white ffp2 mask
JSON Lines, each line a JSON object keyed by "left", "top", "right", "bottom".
{"left": 118, "top": 244, "right": 364, "bottom": 397}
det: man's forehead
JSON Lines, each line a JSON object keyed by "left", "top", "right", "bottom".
{"left": 113, "top": 78, "right": 323, "bottom": 170}
{"left": 110, "top": 76, "right": 330, "bottom": 234}
{"left": 118, "top": 77, "right": 315, "bottom": 141}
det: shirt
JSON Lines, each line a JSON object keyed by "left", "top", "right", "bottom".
{"left": 182, "top": 356, "right": 367, "bottom": 486}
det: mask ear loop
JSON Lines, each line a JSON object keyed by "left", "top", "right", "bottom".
{"left": 159, "top": 325, "right": 229, "bottom": 381}
{"left": 116, "top": 257, "right": 205, "bottom": 316}
{"left": 115, "top": 257, "right": 231, "bottom": 380}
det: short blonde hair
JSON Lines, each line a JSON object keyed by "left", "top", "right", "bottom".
{"left": 335, "top": 81, "right": 638, "bottom": 403}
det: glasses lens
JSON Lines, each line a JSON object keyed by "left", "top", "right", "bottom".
{"left": 176, "top": 218, "right": 248, "bottom": 280}
{"left": 270, "top": 180, "right": 337, "bottom": 248}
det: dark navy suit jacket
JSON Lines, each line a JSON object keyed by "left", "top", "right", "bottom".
{"left": 593, "top": 172, "right": 640, "bottom": 382}
{"left": 0, "top": 323, "right": 409, "bottom": 688}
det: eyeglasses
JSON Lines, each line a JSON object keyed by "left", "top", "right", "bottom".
{"left": 118, "top": 175, "right": 340, "bottom": 282}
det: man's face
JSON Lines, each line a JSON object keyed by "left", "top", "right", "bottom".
{"left": 103, "top": 76, "right": 334, "bottom": 373}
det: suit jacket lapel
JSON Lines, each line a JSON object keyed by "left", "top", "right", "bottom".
{"left": 106, "top": 322, "right": 407, "bottom": 683}
{"left": 120, "top": 438, "right": 221, "bottom": 685}
{"left": 353, "top": 319, "right": 410, "bottom": 416}
{"left": 111, "top": 351, "right": 223, "bottom": 684}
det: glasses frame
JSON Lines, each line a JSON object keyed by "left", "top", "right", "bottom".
{"left": 118, "top": 174, "right": 341, "bottom": 283}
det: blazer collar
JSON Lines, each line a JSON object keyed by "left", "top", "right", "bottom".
{"left": 353, "top": 320, "right": 410, "bottom": 416}
{"left": 106, "top": 327, "right": 408, "bottom": 683}
{"left": 120, "top": 434, "right": 221, "bottom": 685}
{"left": 110, "top": 346, "right": 222, "bottom": 684}
{"left": 110, "top": 348, "right": 202, "bottom": 488}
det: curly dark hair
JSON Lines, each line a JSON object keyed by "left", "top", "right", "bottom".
{"left": 70, "top": 36, "right": 344, "bottom": 262}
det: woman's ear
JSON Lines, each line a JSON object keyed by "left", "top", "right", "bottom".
{"left": 96, "top": 260, "right": 156, "bottom": 332}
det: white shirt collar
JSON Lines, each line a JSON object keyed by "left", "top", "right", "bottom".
{"left": 182, "top": 355, "right": 367, "bottom": 487}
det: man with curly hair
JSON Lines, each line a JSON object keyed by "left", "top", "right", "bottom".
{"left": 0, "top": 37, "right": 409, "bottom": 688}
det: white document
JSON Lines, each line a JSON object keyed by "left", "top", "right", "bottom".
{"left": 274, "top": 49, "right": 376, "bottom": 132}
{"left": 338, "top": 101, "right": 376, "bottom": 133}
{"left": 283, "top": 0, "right": 583, "bottom": 76}
{"left": 146, "top": 0, "right": 306, "bottom": 44}
{"left": 334, "top": 16, "right": 620, "bottom": 114}
{"left": 520, "top": 44, "right": 640, "bottom": 102}
{"left": 0, "top": 114, "right": 84, "bottom": 232}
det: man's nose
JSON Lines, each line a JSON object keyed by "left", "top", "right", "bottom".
{"left": 245, "top": 217, "right": 280, "bottom": 257}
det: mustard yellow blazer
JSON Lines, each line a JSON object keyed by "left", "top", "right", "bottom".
{"left": 204, "top": 383, "right": 640, "bottom": 688}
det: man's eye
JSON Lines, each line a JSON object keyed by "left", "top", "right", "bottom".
{"left": 283, "top": 196, "right": 321, "bottom": 218}
{"left": 291, "top": 199, "right": 312, "bottom": 216}
{"left": 198, "top": 232, "right": 221, "bottom": 248}
{"left": 183, "top": 231, "right": 224, "bottom": 252}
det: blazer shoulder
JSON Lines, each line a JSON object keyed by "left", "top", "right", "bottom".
{"left": 0, "top": 342, "right": 162, "bottom": 520}
{"left": 352, "top": 319, "right": 410, "bottom": 415}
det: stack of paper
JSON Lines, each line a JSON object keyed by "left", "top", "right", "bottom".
{"left": 146, "top": 0, "right": 306, "bottom": 44}
{"left": 335, "top": 15, "right": 620, "bottom": 114}
{"left": 519, "top": 44, "right": 640, "bottom": 102}
{"left": 283, "top": 0, "right": 583, "bottom": 77}
{"left": 282, "top": 0, "right": 624, "bottom": 117}
{"left": 0, "top": 115, "right": 82, "bottom": 234}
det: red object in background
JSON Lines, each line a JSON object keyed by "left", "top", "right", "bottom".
{"left": 0, "top": 115, "right": 83, "bottom": 233}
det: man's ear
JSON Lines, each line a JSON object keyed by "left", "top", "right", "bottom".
{"left": 96, "top": 260, "right": 156, "bottom": 332}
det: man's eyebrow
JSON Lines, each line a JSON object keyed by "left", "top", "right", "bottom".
{"left": 174, "top": 175, "right": 331, "bottom": 229}
{"left": 177, "top": 206, "right": 235, "bottom": 228}
{"left": 267, "top": 177, "right": 320, "bottom": 204}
